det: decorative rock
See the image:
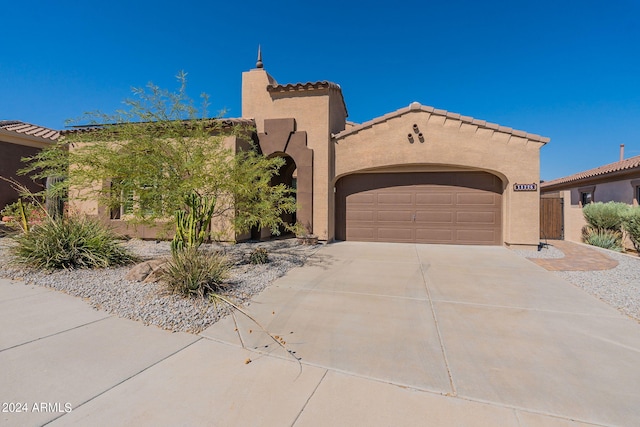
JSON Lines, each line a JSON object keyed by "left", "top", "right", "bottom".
{"left": 125, "top": 259, "right": 168, "bottom": 282}
{"left": 143, "top": 259, "right": 170, "bottom": 283}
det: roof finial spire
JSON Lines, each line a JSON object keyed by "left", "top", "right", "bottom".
{"left": 256, "top": 45, "right": 263, "bottom": 69}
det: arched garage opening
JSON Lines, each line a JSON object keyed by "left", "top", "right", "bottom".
{"left": 335, "top": 171, "right": 503, "bottom": 245}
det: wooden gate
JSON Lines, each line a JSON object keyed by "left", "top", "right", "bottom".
{"left": 540, "top": 197, "right": 563, "bottom": 240}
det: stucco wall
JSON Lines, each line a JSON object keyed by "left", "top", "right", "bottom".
{"left": 333, "top": 109, "right": 545, "bottom": 247}
{"left": 557, "top": 189, "right": 587, "bottom": 243}
{"left": 70, "top": 135, "right": 247, "bottom": 241}
{"left": 242, "top": 69, "right": 347, "bottom": 240}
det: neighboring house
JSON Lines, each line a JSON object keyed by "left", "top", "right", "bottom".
{"left": 0, "top": 121, "right": 59, "bottom": 210}
{"left": 540, "top": 149, "right": 640, "bottom": 243}
{"left": 70, "top": 54, "right": 550, "bottom": 248}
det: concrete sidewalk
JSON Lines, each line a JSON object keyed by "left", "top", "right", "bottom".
{"left": 2, "top": 242, "right": 640, "bottom": 426}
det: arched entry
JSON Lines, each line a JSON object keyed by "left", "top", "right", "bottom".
{"left": 270, "top": 154, "right": 297, "bottom": 232}
{"left": 335, "top": 171, "right": 503, "bottom": 245}
{"left": 257, "top": 118, "right": 313, "bottom": 234}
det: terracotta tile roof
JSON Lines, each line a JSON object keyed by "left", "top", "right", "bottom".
{"left": 267, "top": 81, "right": 342, "bottom": 92}
{"left": 0, "top": 120, "right": 60, "bottom": 141}
{"left": 332, "top": 102, "right": 550, "bottom": 144}
{"left": 541, "top": 155, "right": 640, "bottom": 188}
{"left": 267, "top": 81, "right": 348, "bottom": 116}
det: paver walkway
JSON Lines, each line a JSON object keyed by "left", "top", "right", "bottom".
{"left": 528, "top": 239, "right": 619, "bottom": 271}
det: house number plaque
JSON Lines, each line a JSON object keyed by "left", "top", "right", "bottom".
{"left": 513, "top": 183, "right": 537, "bottom": 191}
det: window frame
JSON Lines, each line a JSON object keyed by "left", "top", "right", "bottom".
{"left": 578, "top": 185, "right": 595, "bottom": 207}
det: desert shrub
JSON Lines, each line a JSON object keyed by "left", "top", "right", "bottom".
{"left": 249, "top": 247, "right": 269, "bottom": 265}
{"left": 161, "top": 248, "right": 229, "bottom": 296}
{"left": 582, "top": 202, "right": 630, "bottom": 231}
{"left": 622, "top": 207, "right": 640, "bottom": 252}
{"left": 10, "top": 215, "right": 136, "bottom": 269}
{"left": 582, "top": 227, "right": 623, "bottom": 252}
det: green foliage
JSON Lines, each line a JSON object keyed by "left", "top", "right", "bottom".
{"left": 582, "top": 227, "right": 623, "bottom": 252}
{"left": 582, "top": 202, "right": 630, "bottom": 231}
{"left": 20, "top": 71, "right": 296, "bottom": 237}
{"left": 10, "top": 215, "right": 136, "bottom": 269}
{"left": 622, "top": 206, "right": 640, "bottom": 252}
{"left": 249, "top": 247, "right": 269, "bottom": 265}
{"left": 161, "top": 248, "right": 229, "bottom": 296}
{"left": 171, "top": 192, "right": 216, "bottom": 254}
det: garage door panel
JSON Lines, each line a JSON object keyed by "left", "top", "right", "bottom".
{"left": 347, "top": 227, "right": 376, "bottom": 241}
{"left": 415, "top": 193, "right": 454, "bottom": 205}
{"left": 377, "top": 210, "right": 413, "bottom": 222}
{"left": 456, "top": 192, "right": 497, "bottom": 205}
{"left": 415, "top": 228, "right": 454, "bottom": 242}
{"left": 377, "top": 228, "right": 413, "bottom": 241}
{"left": 346, "top": 210, "right": 375, "bottom": 222}
{"left": 456, "top": 211, "right": 497, "bottom": 224}
{"left": 348, "top": 193, "right": 376, "bottom": 204}
{"left": 415, "top": 211, "right": 454, "bottom": 223}
{"left": 377, "top": 193, "right": 413, "bottom": 205}
{"left": 336, "top": 172, "right": 502, "bottom": 245}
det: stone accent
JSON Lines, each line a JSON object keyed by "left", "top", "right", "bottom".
{"left": 125, "top": 259, "right": 168, "bottom": 283}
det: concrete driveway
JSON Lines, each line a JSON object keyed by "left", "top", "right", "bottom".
{"left": 2, "top": 242, "right": 640, "bottom": 426}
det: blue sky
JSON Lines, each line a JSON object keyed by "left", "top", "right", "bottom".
{"left": 2, "top": 0, "right": 639, "bottom": 181}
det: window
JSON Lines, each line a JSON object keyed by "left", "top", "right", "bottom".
{"left": 110, "top": 184, "right": 134, "bottom": 219}
{"left": 108, "top": 179, "right": 149, "bottom": 219}
{"left": 578, "top": 185, "right": 595, "bottom": 207}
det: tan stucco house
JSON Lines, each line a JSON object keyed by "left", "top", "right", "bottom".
{"left": 540, "top": 149, "right": 640, "bottom": 243}
{"left": 0, "top": 121, "right": 59, "bottom": 210}
{"left": 242, "top": 56, "right": 548, "bottom": 248}
{"left": 70, "top": 55, "right": 550, "bottom": 248}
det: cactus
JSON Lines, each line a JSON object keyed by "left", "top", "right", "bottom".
{"left": 171, "top": 192, "right": 216, "bottom": 254}
{"left": 17, "top": 198, "right": 30, "bottom": 233}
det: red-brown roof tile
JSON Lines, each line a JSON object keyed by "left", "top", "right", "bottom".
{"left": 0, "top": 120, "right": 60, "bottom": 141}
{"left": 267, "top": 81, "right": 348, "bottom": 116}
{"left": 541, "top": 155, "right": 640, "bottom": 188}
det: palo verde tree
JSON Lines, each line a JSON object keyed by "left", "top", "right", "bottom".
{"left": 21, "top": 72, "right": 296, "bottom": 247}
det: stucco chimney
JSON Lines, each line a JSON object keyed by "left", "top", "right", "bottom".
{"left": 620, "top": 144, "right": 625, "bottom": 161}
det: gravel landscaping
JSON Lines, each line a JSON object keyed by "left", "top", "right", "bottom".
{"left": 514, "top": 243, "right": 640, "bottom": 322}
{"left": 0, "top": 237, "right": 321, "bottom": 334}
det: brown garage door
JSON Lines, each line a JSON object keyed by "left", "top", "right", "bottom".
{"left": 335, "top": 172, "right": 503, "bottom": 245}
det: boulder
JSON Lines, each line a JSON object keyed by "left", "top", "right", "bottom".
{"left": 125, "top": 259, "right": 168, "bottom": 283}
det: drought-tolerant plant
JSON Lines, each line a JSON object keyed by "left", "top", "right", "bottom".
{"left": 249, "top": 247, "right": 269, "bottom": 264}
{"left": 622, "top": 206, "right": 640, "bottom": 252}
{"left": 171, "top": 192, "right": 216, "bottom": 254}
{"left": 10, "top": 215, "right": 136, "bottom": 269}
{"left": 582, "top": 227, "right": 623, "bottom": 252}
{"left": 161, "top": 248, "right": 229, "bottom": 297}
{"left": 582, "top": 202, "right": 630, "bottom": 231}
